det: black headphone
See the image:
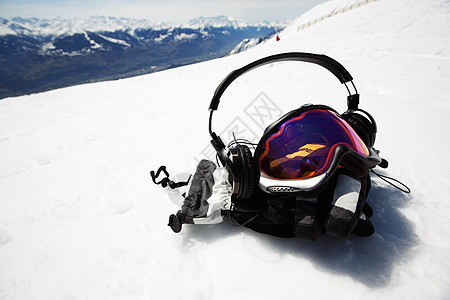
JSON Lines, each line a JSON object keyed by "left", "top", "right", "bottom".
{"left": 208, "top": 52, "right": 377, "bottom": 200}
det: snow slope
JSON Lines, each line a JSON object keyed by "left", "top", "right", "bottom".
{"left": 1, "top": 0, "right": 450, "bottom": 299}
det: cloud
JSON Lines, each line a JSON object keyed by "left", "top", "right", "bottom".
{"left": 0, "top": 0, "right": 323, "bottom": 22}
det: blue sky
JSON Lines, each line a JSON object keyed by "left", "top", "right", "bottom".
{"left": 0, "top": 0, "right": 327, "bottom": 22}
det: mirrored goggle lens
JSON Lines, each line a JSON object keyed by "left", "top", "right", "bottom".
{"left": 258, "top": 109, "right": 369, "bottom": 180}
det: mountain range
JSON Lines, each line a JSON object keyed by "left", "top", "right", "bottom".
{"left": 0, "top": 16, "right": 285, "bottom": 99}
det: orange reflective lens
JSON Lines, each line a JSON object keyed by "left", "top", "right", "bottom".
{"left": 258, "top": 109, "right": 369, "bottom": 180}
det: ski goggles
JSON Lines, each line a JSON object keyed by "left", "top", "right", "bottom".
{"left": 258, "top": 108, "right": 370, "bottom": 185}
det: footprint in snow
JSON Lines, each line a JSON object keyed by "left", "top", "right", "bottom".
{"left": 0, "top": 228, "right": 12, "bottom": 245}
{"left": 37, "top": 156, "right": 52, "bottom": 165}
{"left": 108, "top": 197, "right": 133, "bottom": 214}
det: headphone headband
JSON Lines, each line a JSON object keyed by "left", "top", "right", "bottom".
{"left": 209, "top": 52, "right": 354, "bottom": 111}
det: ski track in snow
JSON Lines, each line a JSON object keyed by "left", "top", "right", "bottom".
{"left": 1, "top": 0, "right": 450, "bottom": 299}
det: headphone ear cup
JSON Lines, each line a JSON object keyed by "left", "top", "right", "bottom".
{"left": 342, "top": 113, "right": 376, "bottom": 148}
{"left": 232, "top": 145, "right": 256, "bottom": 200}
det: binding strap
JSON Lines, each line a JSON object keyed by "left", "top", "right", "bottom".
{"left": 150, "top": 166, "right": 191, "bottom": 189}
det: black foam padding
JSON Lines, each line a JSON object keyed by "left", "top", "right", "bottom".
{"left": 343, "top": 113, "right": 376, "bottom": 147}
{"left": 235, "top": 145, "right": 255, "bottom": 200}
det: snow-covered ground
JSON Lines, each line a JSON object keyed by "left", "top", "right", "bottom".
{"left": 1, "top": 0, "right": 450, "bottom": 298}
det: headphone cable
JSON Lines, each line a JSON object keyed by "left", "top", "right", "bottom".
{"left": 370, "top": 169, "right": 411, "bottom": 194}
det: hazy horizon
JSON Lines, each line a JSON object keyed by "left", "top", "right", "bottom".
{"left": 0, "top": 0, "right": 327, "bottom": 23}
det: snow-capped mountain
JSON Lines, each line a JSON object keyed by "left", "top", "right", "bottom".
{"left": 0, "top": 16, "right": 283, "bottom": 99}
{"left": 0, "top": 15, "right": 279, "bottom": 37}
{"left": 229, "top": 37, "right": 268, "bottom": 55}
{"left": 182, "top": 16, "right": 248, "bottom": 29}
{"left": 0, "top": 16, "right": 164, "bottom": 37}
